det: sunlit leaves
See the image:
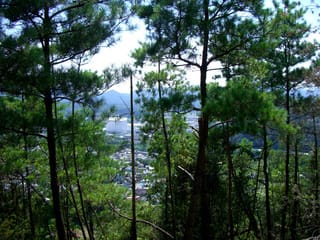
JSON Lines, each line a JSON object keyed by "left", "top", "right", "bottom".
{"left": 205, "top": 77, "right": 287, "bottom": 133}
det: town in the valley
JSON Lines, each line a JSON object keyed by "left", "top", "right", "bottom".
{"left": 105, "top": 114, "right": 198, "bottom": 200}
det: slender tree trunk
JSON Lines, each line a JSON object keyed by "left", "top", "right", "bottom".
{"left": 130, "top": 72, "right": 137, "bottom": 240}
{"left": 225, "top": 123, "right": 234, "bottom": 240}
{"left": 290, "top": 140, "right": 299, "bottom": 240}
{"left": 263, "top": 125, "right": 273, "bottom": 240}
{"left": 311, "top": 113, "right": 319, "bottom": 228}
{"left": 280, "top": 42, "right": 290, "bottom": 240}
{"left": 199, "top": 3, "right": 210, "bottom": 238}
{"left": 280, "top": 105, "right": 290, "bottom": 240}
{"left": 61, "top": 138, "right": 87, "bottom": 240}
{"left": 22, "top": 171, "right": 27, "bottom": 217}
{"left": 234, "top": 176, "right": 261, "bottom": 239}
{"left": 54, "top": 98, "right": 89, "bottom": 240}
{"left": 22, "top": 94, "right": 36, "bottom": 239}
{"left": 83, "top": 201, "right": 95, "bottom": 240}
{"left": 43, "top": 5, "right": 66, "bottom": 239}
{"left": 26, "top": 167, "right": 35, "bottom": 238}
{"left": 53, "top": 90, "right": 87, "bottom": 240}
{"left": 157, "top": 62, "right": 177, "bottom": 239}
{"left": 164, "top": 182, "right": 169, "bottom": 228}
{"left": 248, "top": 148, "right": 263, "bottom": 239}
{"left": 71, "top": 102, "right": 94, "bottom": 240}
{"left": 161, "top": 109, "right": 177, "bottom": 239}
{"left": 44, "top": 91, "right": 66, "bottom": 240}
{"left": 312, "top": 113, "right": 319, "bottom": 201}
{"left": 64, "top": 193, "right": 71, "bottom": 240}
{"left": 73, "top": 62, "right": 94, "bottom": 240}
{"left": 162, "top": 123, "right": 177, "bottom": 239}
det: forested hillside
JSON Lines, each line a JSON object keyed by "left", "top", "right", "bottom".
{"left": 1, "top": 1, "right": 320, "bottom": 239}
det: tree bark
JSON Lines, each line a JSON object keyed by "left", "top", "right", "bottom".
{"left": 43, "top": 5, "right": 66, "bottom": 239}
{"left": 71, "top": 100, "right": 93, "bottom": 240}
{"left": 130, "top": 72, "right": 137, "bottom": 240}
{"left": 54, "top": 95, "right": 88, "bottom": 240}
{"left": 22, "top": 94, "right": 36, "bottom": 239}
{"left": 263, "top": 125, "right": 273, "bottom": 240}
{"left": 225, "top": 123, "right": 234, "bottom": 240}
{"left": 183, "top": 109, "right": 209, "bottom": 240}
{"left": 311, "top": 113, "right": 319, "bottom": 229}
{"left": 183, "top": 1, "right": 210, "bottom": 239}
{"left": 290, "top": 140, "right": 299, "bottom": 240}
{"left": 44, "top": 91, "right": 66, "bottom": 240}
{"left": 280, "top": 40, "right": 291, "bottom": 240}
{"left": 157, "top": 62, "right": 177, "bottom": 239}
{"left": 312, "top": 113, "right": 319, "bottom": 202}
{"left": 26, "top": 167, "right": 35, "bottom": 239}
{"left": 73, "top": 62, "right": 94, "bottom": 240}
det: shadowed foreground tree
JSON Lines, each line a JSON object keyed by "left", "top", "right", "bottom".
{"left": 135, "top": 1, "right": 267, "bottom": 238}
{"left": 205, "top": 78, "right": 289, "bottom": 239}
{"left": 135, "top": 64, "right": 196, "bottom": 239}
{"left": 0, "top": 0, "right": 131, "bottom": 238}
{"left": 262, "top": 2, "right": 317, "bottom": 239}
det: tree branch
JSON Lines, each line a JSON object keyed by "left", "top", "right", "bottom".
{"left": 177, "top": 165, "right": 194, "bottom": 181}
{"left": 108, "top": 202, "right": 174, "bottom": 239}
{"left": 1, "top": 127, "right": 46, "bottom": 139}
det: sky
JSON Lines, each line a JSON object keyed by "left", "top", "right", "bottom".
{"left": 82, "top": 18, "right": 147, "bottom": 93}
{"left": 83, "top": 1, "right": 320, "bottom": 93}
{"left": 82, "top": 17, "right": 223, "bottom": 93}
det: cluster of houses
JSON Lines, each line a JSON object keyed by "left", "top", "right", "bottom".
{"left": 112, "top": 148, "right": 154, "bottom": 200}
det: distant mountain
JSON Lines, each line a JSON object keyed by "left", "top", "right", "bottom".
{"left": 95, "top": 86, "right": 320, "bottom": 117}
{"left": 101, "top": 90, "right": 130, "bottom": 106}
{"left": 99, "top": 90, "right": 139, "bottom": 115}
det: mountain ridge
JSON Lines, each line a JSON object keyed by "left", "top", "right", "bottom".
{"left": 99, "top": 89, "right": 139, "bottom": 115}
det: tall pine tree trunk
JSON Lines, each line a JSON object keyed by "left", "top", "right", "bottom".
{"left": 225, "top": 123, "right": 234, "bottom": 240}
{"left": 183, "top": 65, "right": 209, "bottom": 240}
{"left": 157, "top": 62, "right": 177, "bottom": 239}
{"left": 184, "top": 1, "right": 210, "bottom": 239}
{"left": 312, "top": 113, "right": 319, "bottom": 202}
{"left": 43, "top": 5, "right": 66, "bottom": 239}
{"left": 72, "top": 105, "right": 93, "bottom": 240}
{"left": 263, "top": 125, "right": 273, "bottom": 240}
{"left": 73, "top": 62, "right": 94, "bottom": 240}
{"left": 280, "top": 42, "right": 291, "bottom": 240}
{"left": 290, "top": 140, "right": 299, "bottom": 240}
{"left": 311, "top": 113, "right": 319, "bottom": 228}
{"left": 55, "top": 102, "right": 87, "bottom": 240}
{"left": 22, "top": 94, "right": 35, "bottom": 239}
{"left": 26, "top": 167, "right": 35, "bottom": 238}
{"left": 130, "top": 72, "right": 137, "bottom": 240}
{"left": 44, "top": 91, "right": 66, "bottom": 240}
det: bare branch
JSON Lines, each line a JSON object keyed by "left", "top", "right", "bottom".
{"left": 108, "top": 202, "right": 174, "bottom": 239}
{"left": 177, "top": 165, "right": 194, "bottom": 181}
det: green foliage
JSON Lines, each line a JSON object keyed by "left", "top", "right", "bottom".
{"left": 0, "top": 0, "right": 319, "bottom": 239}
{"left": 205, "top": 77, "right": 288, "bottom": 134}
{"left": 135, "top": 0, "right": 265, "bottom": 67}
{"left": 0, "top": 0, "right": 133, "bottom": 239}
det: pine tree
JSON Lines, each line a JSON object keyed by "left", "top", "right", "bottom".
{"left": 264, "top": 2, "right": 317, "bottom": 238}
{"left": 0, "top": 1, "right": 131, "bottom": 238}
{"left": 136, "top": 1, "right": 266, "bottom": 238}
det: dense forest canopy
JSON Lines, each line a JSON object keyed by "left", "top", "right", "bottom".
{"left": 0, "top": 0, "right": 320, "bottom": 239}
